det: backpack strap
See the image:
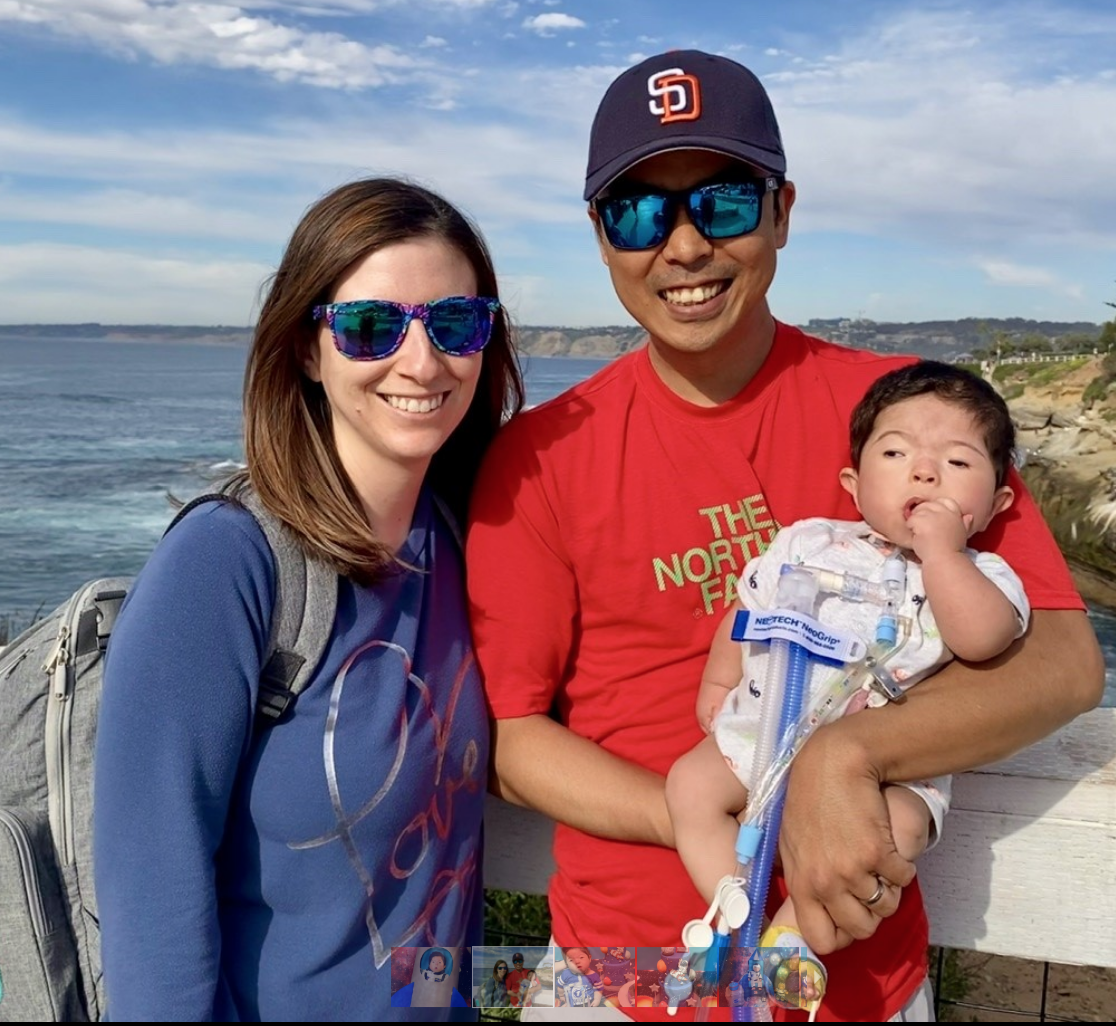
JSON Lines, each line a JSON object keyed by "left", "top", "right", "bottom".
{"left": 165, "top": 490, "right": 337, "bottom": 726}
{"left": 239, "top": 491, "right": 337, "bottom": 724}
{"left": 74, "top": 587, "right": 129, "bottom": 657}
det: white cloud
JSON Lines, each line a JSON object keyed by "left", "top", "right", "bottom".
{"left": 766, "top": 7, "right": 1116, "bottom": 251}
{"left": 0, "top": 186, "right": 285, "bottom": 242}
{"left": 0, "top": 0, "right": 424, "bottom": 89}
{"left": 0, "top": 96, "right": 588, "bottom": 225}
{"left": 978, "top": 260, "right": 1083, "bottom": 298}
{"left": 980, "top": 260, "right": 1059, "bottom": 288}
{"left": 130, "top": 0, "right": 500, "bottom": 13}
{"left": 0, "top": 243, "right": 271, "bottom": 324}
{"left": 2, "top": 1, "right": 1114, "bottom": 326}
{"left": 0, "top": 118, "right": 320, "bottom": 183}
{"left": 522, "top": 12, "right": 585, "bottom": 34}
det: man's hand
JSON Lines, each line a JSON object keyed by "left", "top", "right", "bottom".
{"left": 779, "top": 609, "right": 1103, "bottom": 954}
{"left": 779, "top": 726, "right": 914, "bottom": 955}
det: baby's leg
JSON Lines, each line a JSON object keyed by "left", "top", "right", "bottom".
{"left": 665, "top": 735, "right": 748, "bottom": 903}
{"left": 765, "top": 784, "right": 933, "bottom": 937}
{"left": 758, "top": 783, "right": 934, "bottom": 1018}
{"left": 882, "top": 784, "right": 932, "bottom": 861}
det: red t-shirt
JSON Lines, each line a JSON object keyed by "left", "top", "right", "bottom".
{"left": 506, "top": 968, "right": 529, "bottom": 1006}
{"left": 466, "top": 325, "right": 1083, "bottom": 1022}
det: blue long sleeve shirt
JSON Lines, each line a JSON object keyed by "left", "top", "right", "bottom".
{"left": 93, "top": 496, "right": 485, "bottom": 1021}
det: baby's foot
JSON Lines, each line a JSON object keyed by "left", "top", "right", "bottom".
{"left": 759, "top": 923, "right": 827, "bottom": 1020}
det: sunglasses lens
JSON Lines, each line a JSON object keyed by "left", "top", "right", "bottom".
{"left": 690, "top": 183, "right": 762, "bottom": 238}
{"left": 599, "top": 195, "right": 670, "bottom": 250}
{"left": 329, "top": 302, "right": 407, "bottom": 360}
{"left": 427, "top": 297, "right": 495, "bottom": 355}
{"left": 598, "top": 181, "right": 767, "bottom": 250}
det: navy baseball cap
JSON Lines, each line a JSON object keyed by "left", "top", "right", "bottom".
{"left": 584, "top": 50, "right": 786, "bottom": 201}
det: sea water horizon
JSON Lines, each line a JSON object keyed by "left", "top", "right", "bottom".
{"left": 1, "top": 335, "right": 1112, "bottom": 703}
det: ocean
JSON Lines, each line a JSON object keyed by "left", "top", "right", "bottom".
{"left": 1, "top": 336, "right": 1112, "bottom": 703}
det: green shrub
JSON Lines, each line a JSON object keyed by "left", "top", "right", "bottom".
{"left": 484, "top": 890, "right": 551, "bottom": 946}
{"left": 1083, "top": 377, "right": 1112, "bottom": 405}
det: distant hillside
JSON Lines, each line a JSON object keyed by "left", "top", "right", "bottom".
{"left": 0, "top": 323, "right": 253, "bottom": 345}
{"left": 800, "top": 317, "right": 1104, "bottom": 361}
{"left": 0, "top": 317, "right": 1104, "bottom": 359}
{"left": 514, "top": 325, "right": 646, "bottom": 357}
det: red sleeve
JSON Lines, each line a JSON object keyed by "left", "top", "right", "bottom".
{"left": 466, "top": 415, "right": 577, "bottom": 719}
{"left": 972, "top": 466, "right": 1083, "bottom": 612}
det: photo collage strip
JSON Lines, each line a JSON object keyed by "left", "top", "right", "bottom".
{"left": 389, "top": 944, "right": 817, "bottom": 1012}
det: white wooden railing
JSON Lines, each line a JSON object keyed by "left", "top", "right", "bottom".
{"left": 484, "top": 707, "right": 1116, "bottom": 969}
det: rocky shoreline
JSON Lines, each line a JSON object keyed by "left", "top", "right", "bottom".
{"left": 1001, "top": 355, "right": 1116, "bottom": 610}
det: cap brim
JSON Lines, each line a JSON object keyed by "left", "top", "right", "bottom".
{"left": 584, "top": 137, "right": 786, "bottom": 200}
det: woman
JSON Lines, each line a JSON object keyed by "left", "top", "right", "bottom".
{"left": 93, "top": 178, "right": 524, "bottom": 1020}
{"left": 477, "top": 960, "right": 511, "bottom": 1008}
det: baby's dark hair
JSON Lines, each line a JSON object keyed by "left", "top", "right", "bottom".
{"left": 849, "top": 361, "right": 1016, "bottom": 486}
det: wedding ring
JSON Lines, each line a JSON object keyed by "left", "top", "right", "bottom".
{"left": 860, "top": 875, "right": 887, "bottom": 907}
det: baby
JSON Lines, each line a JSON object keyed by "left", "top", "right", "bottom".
{"left": 518, "top": 969, "right": 543, "bottom": 1007}
{"left": 555, "top": 947, "right": 604, "bottom": 1008}
{"left": 666, "top": 361, "right": 1030, "bottom": 1005}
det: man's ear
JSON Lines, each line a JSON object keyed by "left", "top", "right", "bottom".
{"left": 588, "top": 206, "right": 610, "bottom": 267}
{"left": 839, "top": 466, "right": 860, "bottom": 505}
{"left": 774, "top": 180, "right": 795, "bottom": 248}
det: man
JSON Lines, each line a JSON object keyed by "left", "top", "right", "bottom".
{"left": 466, "top": 50, "right": 1103, "bottom": 1022}
{"left": 506, "top": 951, "right": 529, "bottom": 1007}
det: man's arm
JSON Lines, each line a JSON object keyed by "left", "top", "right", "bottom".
{"left": 781, "top": 608, "right": 1104, "bottom": 954}
{"left": 489, "top": 713, "right": 674, "bottom": 848}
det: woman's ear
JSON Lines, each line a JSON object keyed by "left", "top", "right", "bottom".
{"left": 303, "top": 333, "right": 323, "bottom": 383}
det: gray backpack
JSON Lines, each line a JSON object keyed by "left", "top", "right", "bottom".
{"left": 0, "top": 491, "right": 337, "bottom": 1022}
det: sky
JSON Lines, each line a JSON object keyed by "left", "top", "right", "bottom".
{"left": 1, "top": 0, "right": 1114, "bottom": 328}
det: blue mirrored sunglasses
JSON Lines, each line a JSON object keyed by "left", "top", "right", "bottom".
{"left": 312, "top": 295, "right": 500, "bottom": 361}
{"left": 595, "top": 178, "right": 781, "bottom": 251}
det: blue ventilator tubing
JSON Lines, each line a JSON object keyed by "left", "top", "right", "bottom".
{"left": 687, "top": 558, "right": 908, "bottom": 1022}
{"left": 734, "top": 636, "right": 810, "bottom": 1021}
{"left": 733, "top": 566, "right": 817, "bottom": 1022}
{"left": 691, "top": 931, "right": 732, "bottom": 1011}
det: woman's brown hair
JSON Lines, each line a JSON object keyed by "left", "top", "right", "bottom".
{"left": 237, "top": 177, "right": 524, "bottom": 582}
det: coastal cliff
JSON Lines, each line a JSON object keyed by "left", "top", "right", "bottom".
{"left": 996, "top": 355, "right": 1116, "bottom": 607}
